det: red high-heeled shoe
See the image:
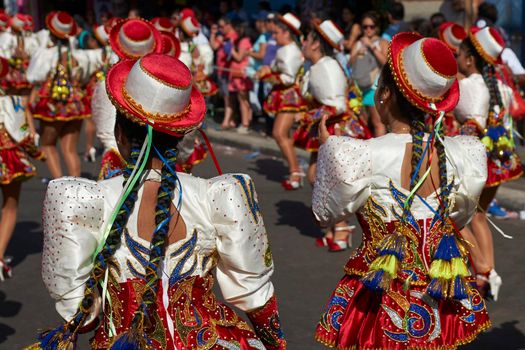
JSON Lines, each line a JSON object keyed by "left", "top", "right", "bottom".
{"left": 327, "top": 226, "right": 355, "bottom": 252}
{"left": 281, "top": 172, "right": 305, "bottom": 191}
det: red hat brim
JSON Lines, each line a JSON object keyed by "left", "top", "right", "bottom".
{"left": 45, "top": 12, "right": 78, "bottom": 39}
{"left": 106, "top": 59, "right": 206, "bottom": 136}
{"left": 109, "top": 19, "right": 163, "bottom": 60}
{"left": 389, "top": 32, "right": 459, "bottom": 114}
{"left": 0, "top": 57, "right": 9, "bottom": 79}
{"left": 160, "top": 30, "right": 181, "bottom": 59}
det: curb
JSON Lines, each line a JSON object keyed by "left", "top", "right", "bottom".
{"left": 203, "top": 125, "right": 525, "bottom": 213}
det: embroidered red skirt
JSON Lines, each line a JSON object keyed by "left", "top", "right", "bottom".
{"left": 294, "top": 105, "right": 372, "bottom": 152}
{"left": 98, "top": 148, "right": 126, "bottom": 180}
{"left": 32, "top": 80, "right": 91, "bottom": 122}
{"left": 176, "top": 142, "right": 207, "bottom": 173}
{"left": 315, "top": 276, "right": 490, "bottom": 350}
{"left": 0, "top": 126, "right": 35, "bottom": 185}
{"left": 460, "top": 119, "right": 523, "bottom": 187}
{"left": 1, "top": 57, "right": 32, "bottom": 93}
{"left": 91, "top": 275, "right": 265, "bottom": 350}
{"left": 263, "top": 84, "right": 307, "bottom": 116}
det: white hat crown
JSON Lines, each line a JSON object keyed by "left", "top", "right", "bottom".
{"left": 400, "top": 38, "right": 456, "bottom": 101}
{"left": 318, "top": 20, "right": 344, "bottom": 49}
{"left": 124, "top": 57, "right": 192, "bottom": 119}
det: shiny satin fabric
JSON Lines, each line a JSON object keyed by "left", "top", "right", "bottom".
{"left": 41, "top": 172, "right": 275, "bottom": 331}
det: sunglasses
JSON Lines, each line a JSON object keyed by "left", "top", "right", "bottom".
{"left": 362, "top": 24, "right": 376, "bottom": 29}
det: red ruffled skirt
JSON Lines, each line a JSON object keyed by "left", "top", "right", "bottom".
{"left": 263, "top": 84, "right": 307, "bottom": 116}
{"left": 315, "top": 275, "right": 490, "bottom": 349}
{"left": 176, "top": 142, "right": 207, "bottom": 173}
{"left": 294, "top": 105, "right": 372, "bottom": 152}
{"left": 460, "top": 119, "right": 523, "bottom": 187}
{"left": 32, "top": 80, "right": 91, "bottom": 122}
{"left": 1, "top": 57, "right": 32, "bottom": 93}
{"left": 91, "top": 275, "right": 264, "bottom": 350}
{"left": 98, "top": 148, "right": 126, "bottom": 180}
{"left": 0, "top": 126, "right": 35, "bottom": 184}
{"left": 195, "top": 77, "right": 219, "bottom": 97}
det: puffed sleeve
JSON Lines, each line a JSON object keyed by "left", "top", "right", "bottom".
{"left": 41, "top": 177, "right": 105, "bottom": 323}
{"left": 262, "top": 43, "right": 303, "bottom": 86}
{"left": 447, "top": 136, "right": 487, "bottom": 228}
{"left": 27, "top": 47, "right": 57, "bottom": 83}
{"left": 73, "top": 48, "right": 104, "bottom": 84}
{"left": 454, "top": 75, "right": 489, "bottom": 128}
{"left": 313, "top": 136, "right": 372, "bottom": 227}
{"left": 91, "top": 80, "right": 117, "bottom": 151}
{"left": 209, "top": 174, "right": 274, "bottom": 310}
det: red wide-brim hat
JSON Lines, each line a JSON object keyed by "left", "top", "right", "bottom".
{"left": 469, "top": 26, "right": 505, "bottom": 65}
{"left": 438, "top": 22, "right": 466, "bottom": 53}
{"left": 109, "top": 18, "right": 163, "bottom": 60}
{"left": 0, "top": 57, "right": 9, "bottom": 79}
{"left": 45, "top": 11, "right": 78, "bottom": 39}
{"left": 160, "top": 30, "right": 181, "bottom": 58}
{"left": 389, "top": 32, "right": 459, "bottom": 114}
{"left": 106, "top": 54, "right": 206, "bottom": 136}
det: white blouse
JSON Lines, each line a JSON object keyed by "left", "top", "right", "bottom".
{"left": 304, "top": 56, "right": 348, "bottom": 114}
{"left": 271, "top": 42, "right": 304, "bottom": 86}
{"left": 313, "top": 133, "right": 487, "bottom": 228}
{"left": 42, "top": 172, "right": 275, "bottom": 322}
{"left": 455, "top": 73, "right": 513, "bottom": 129}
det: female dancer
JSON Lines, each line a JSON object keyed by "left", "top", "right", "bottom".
{"left": 295, "top": 19, "right": 371, "bottom": 251}
{"left": 27, "top": 12, "right": 101, "bottom": 179}
{"left": 454, "top": 27, "right": 522, "bottom": 300}
{"left": 314, "top": 33, "right": 490, "bottom": 349}
{"left": 30, "top": 54, "right": 285, "bottom": 349}
{"left": 259, "top": 13, "right": 307, "bottom": 190}
{"left": 0, "top": 57, "right": 44, "bottom": 280}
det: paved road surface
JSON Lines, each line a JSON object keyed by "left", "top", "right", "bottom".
{"left": 1, "top": 144, "right": 524, "bottom": 349}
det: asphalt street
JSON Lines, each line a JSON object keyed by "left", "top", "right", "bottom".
{"left": 1, "top": 142, "right": 525, "bottom": 349}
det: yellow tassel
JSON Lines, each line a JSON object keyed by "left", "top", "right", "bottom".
{"left": 22, "top": 344, "right": 41, "bottom": 350}
{"left": 429, "top": 260, "right": 453, "bottom": 279}
{"left": 369, "top": 255, "right": 398, "bottom": 277}
{"left": 450, "top": 257, "right": 469, "bottom": 277}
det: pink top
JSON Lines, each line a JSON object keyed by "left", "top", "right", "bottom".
{"left": 228, "top": 37, "right": 252, "bottom": 92}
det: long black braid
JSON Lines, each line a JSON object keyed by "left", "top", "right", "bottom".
{"left": 65, "top": 139, "right": 142, "bottom": 332}
{"left": 379, "top": 64, "right": 450, "bottom": 218}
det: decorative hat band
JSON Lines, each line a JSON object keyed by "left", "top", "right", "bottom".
{"left": 118, "top": 27, "right": 155, "bottom": 58}
{"left": 153, "top": 18, "right": 173, "bottom": 32}
{"left": 316, "top": 20, "right": 343, "bottom": 49}
{"left": 399, "top": 38, "right": 455, "bottom": 102}
{"left": 443, "top": 25, "right": 464, "bottom": 47}
{"left": 94, "top": 25, "right": 109, "bottom": 44}
{"left": 11, "top": 15, "right": 25, "bottom": 30}
{"left": 123, "top": 59, "right": 192, "bottom": 123}
{"left": 180, "top": 16, "right": 199, "bottom": 35}
{"left": 52, "top": 13, "right": 73, "bottom": 34}
{"left": 471, "top": 27, "right": 504, "bottom": 64}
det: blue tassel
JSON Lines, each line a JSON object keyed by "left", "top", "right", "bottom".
{"left": 109, "top": 330, "right": 151, "bottom": 350}
{"left": 362, "top": 269, "right": 390, "bottom": 292}
{"left": 451, "top": 275, "right": 468, "bottom": 300}
{"left": 37, "top": 325, "right": 75, "bottom": 350}
{"left": 427, "top": 278, "right": 447, "bottom": 299}
{"left": 486, "top": 125, "right": 506, "bottom": 140}
{"left": 433, "top": 235, "right": 461, "bottom": 261}
{"left": 378, "top": 248, "right": 404, "bottom": 260}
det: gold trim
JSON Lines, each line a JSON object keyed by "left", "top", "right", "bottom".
{"left": 138, "top": 59, "right": 191, "bottom": 90}
{"left": 468, "top": 32, "right": 498, "bottom": 66}
{"left": 122, "top": 86, "right": 191, "bottom": 123}
{"left": 398, "top": 47, "right": 446, "bottom": 103}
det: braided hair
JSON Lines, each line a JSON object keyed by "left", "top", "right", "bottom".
{"left": 65, "top": 112, "right": 182, "bottom": 337}
{"left": 460, "top": 37, "right": 503, "bottom": 126}
{"left": 378, "top": 64, "right": 450, "bottom": 219}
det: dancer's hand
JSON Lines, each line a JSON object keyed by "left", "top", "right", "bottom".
{"left": 318, "top": 115, "right": 330, "bottom": 145}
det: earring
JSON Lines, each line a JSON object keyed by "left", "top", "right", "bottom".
{"left": 379, "top": 100, "right": 384, "bottom": 104}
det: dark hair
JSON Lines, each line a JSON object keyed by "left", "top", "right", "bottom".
{"left": 430, "top": 12, "right": 445, "bottom": 28}
{"left": 259, "top": 0, "right": 271, "bottom": 11}
{"left": 275, "top": 20, "right": 301, "bottom": 45}
{"left": 50, "top": 112, "right": 182, "bottom": 343}
{"left": 361, "top": 11, "right": 380, "bottom": 27}
{"left": 387, "top": 2, "right": 405, "bottom": 21}
{"left": 478, "top": 3, "right": 498, "bottom": 24}
{"left": 378, "top": 64, "right": 450, "bottom": 218}
{"left": 310, "top": 29, "right": 334, "bottom": 57}
{"left": 459, "top": 38, "right": 484, "bottom": 73}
